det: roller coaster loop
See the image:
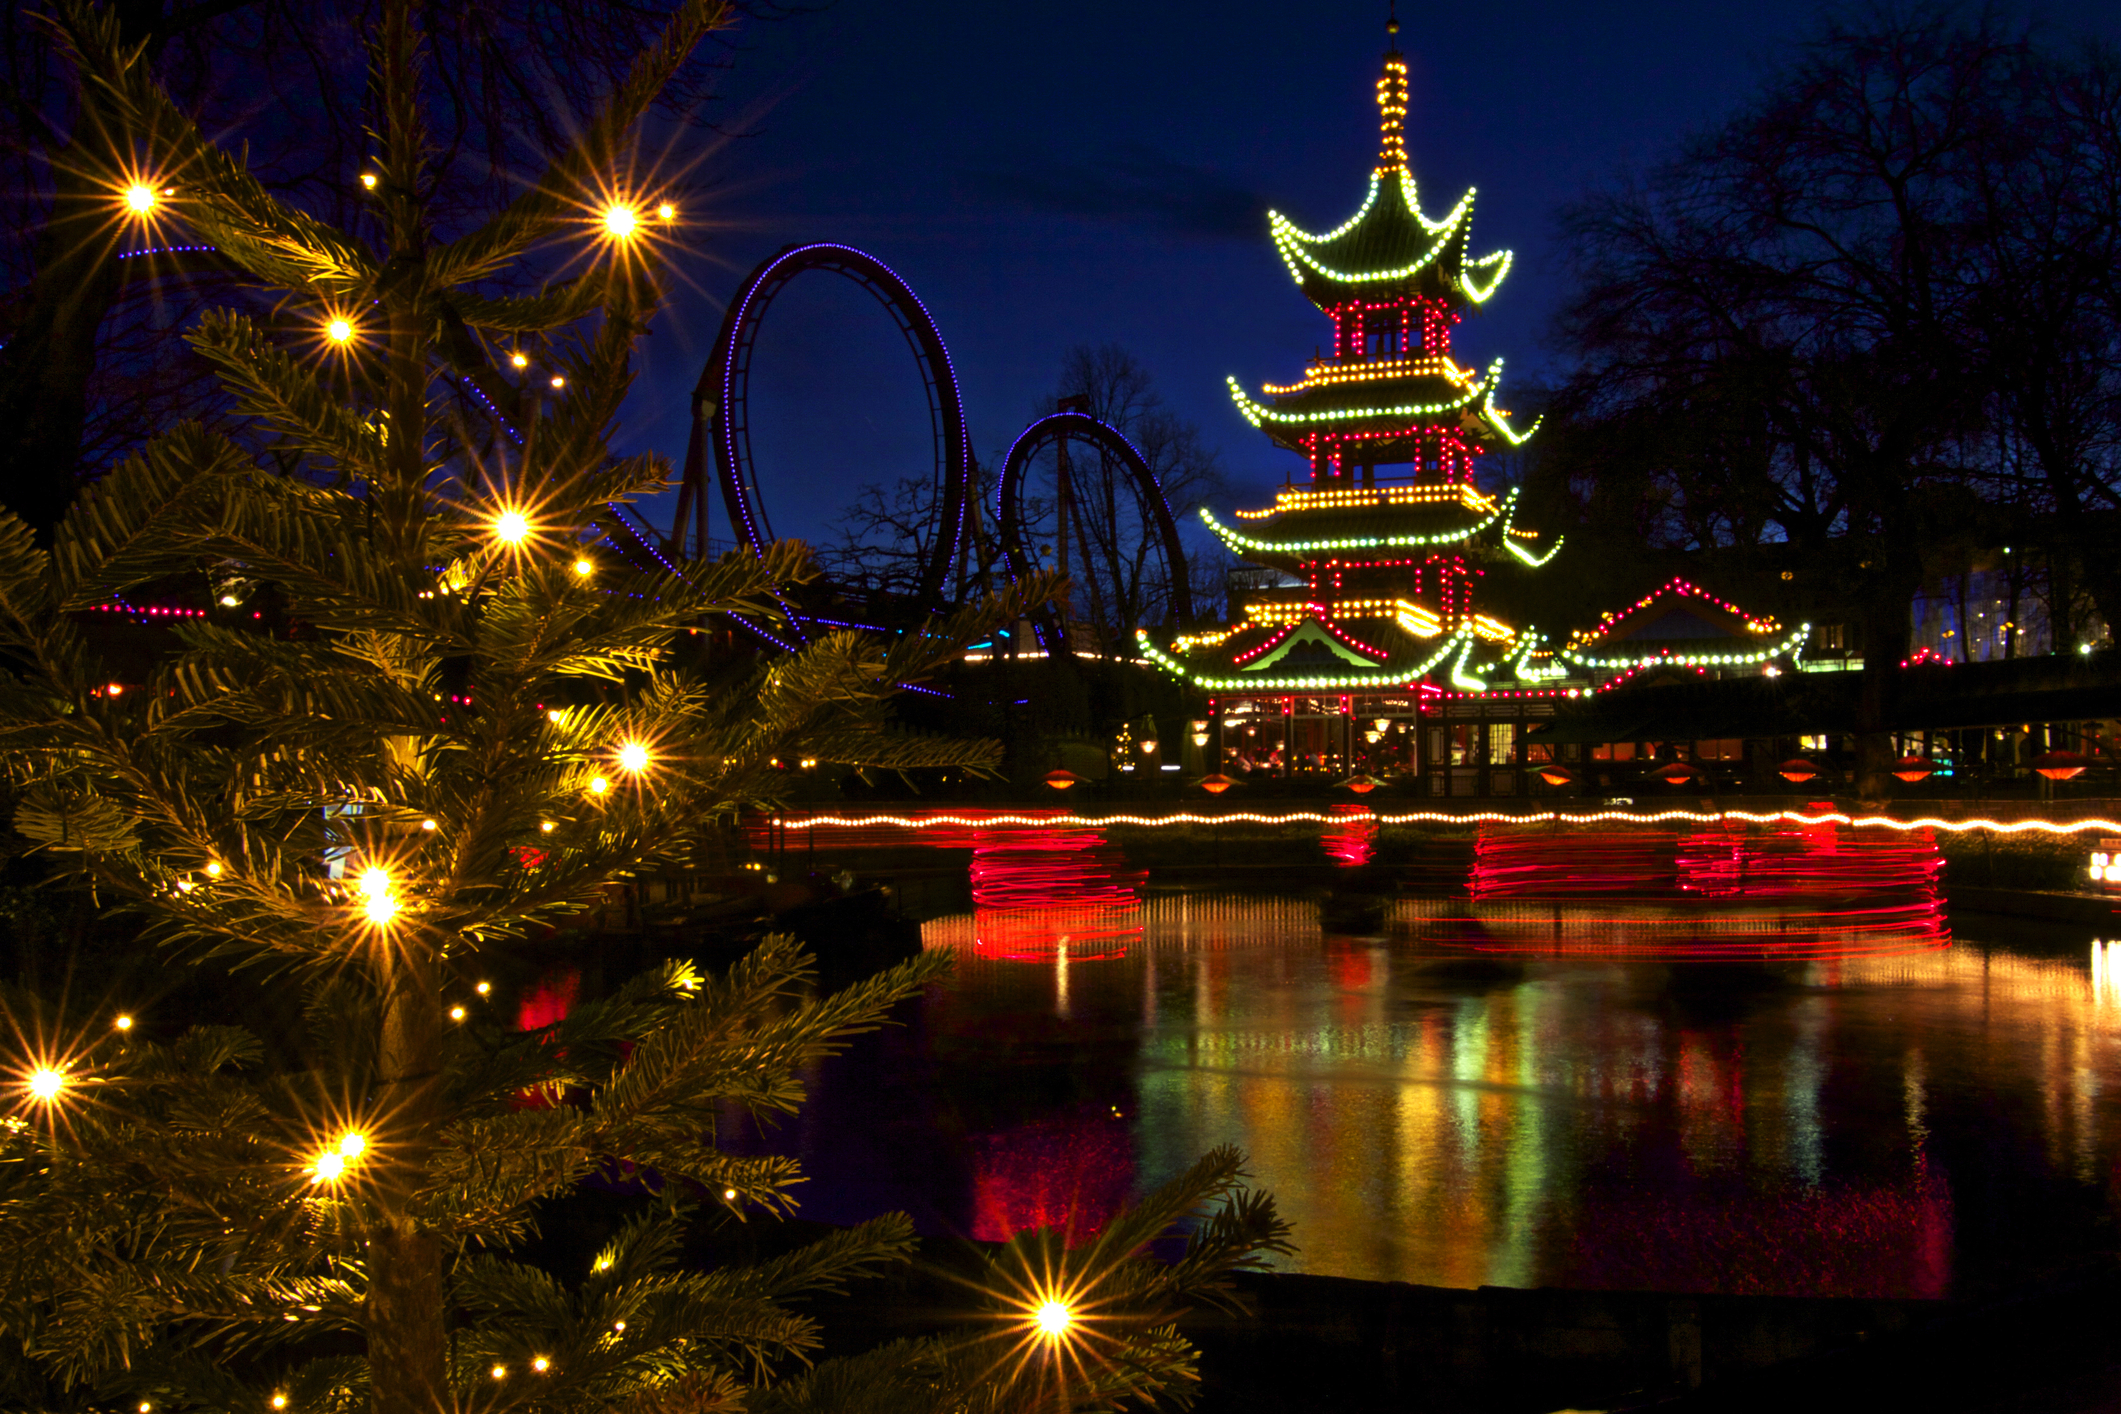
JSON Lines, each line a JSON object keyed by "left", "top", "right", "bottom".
{"left": 996, "top": 411, "right": 1193, "bottom": 653}
{"left": 675, "top": 243, "right": 972, "bottom": 612}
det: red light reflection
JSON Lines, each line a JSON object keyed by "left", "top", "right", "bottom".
{"left": 1441, "top": 821, "right": 1949, "bottom": 958}
{"left": 1324, "top": 805, "right": 1377, "bottom": 867}
{"left": 964, "top": 828, "right": 1144, "bottom": 960}
{"left": 969, "top": 1103, "right": 1136, "bottom": 1245}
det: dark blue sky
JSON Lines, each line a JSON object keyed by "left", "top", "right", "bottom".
{"left": 620, "top": 1, "right": 2121, "bottom": 550}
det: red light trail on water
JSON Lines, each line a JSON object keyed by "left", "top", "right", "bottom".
{"left": 1324, "top": 805, "right": 1378, "bottom": 867}
{"left": 1445, "top": 820, "right": 1949, "bottom": 957}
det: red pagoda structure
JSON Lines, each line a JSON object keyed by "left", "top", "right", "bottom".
{"left": 1138, "top": 29, "right": 1810, "bottom": 796}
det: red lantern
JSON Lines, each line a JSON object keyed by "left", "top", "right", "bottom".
{"left": 1891, "top": 756, "right": 1936, "bottom": 783}
{"left": 1044, "top": 769, "right": 1084, "bottom": 790}
{"left": 1777, "top": 758, "right": 1820, "bottom": 783}
{"left": 1341, "top": 775, "right": 1380, "bottom": 794}
{"left": 1198, "top": 773, "right": 1238, "bottom": 795}
{"left": 1649, "top": 761, "right": 1699, "bottom": 785}
{"left": 1536, "top": 764, "right": 1577, "bottom": 786}
{"left": 2033, "top": 751, "right": 2090, "bottom": 781}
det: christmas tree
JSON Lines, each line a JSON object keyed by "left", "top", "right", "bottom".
{"left": 0, "top": 2, "right": 1290, "bottom": 1411}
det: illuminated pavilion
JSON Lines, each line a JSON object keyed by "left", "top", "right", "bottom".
{"left": 1136, "top": 33, "right": 1811, "bottom": 796}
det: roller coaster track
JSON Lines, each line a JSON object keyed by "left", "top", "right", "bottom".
{"left": 675, "top": 243, "right": 972, "bottom": 616}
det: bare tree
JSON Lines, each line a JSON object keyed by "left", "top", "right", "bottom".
{"left": 1555, "top": 3, "right": 2085, "bottom": 801}
{"left": 1032, "top": 343, "right": 1225, "bottom": 655}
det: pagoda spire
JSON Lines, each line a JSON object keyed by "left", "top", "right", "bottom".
{"left": 1376, "top": 10, "right": 1408, "bottom": 173}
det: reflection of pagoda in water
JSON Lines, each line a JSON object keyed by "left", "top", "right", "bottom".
{"left": 1138, "top": 29, "right": 1810, "bottom": 797}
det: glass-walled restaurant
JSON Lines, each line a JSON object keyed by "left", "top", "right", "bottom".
{"left": 1209, "top": 693, "right": 2113, "bottom": 797}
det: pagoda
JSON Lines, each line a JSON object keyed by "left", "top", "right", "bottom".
{"left": 1137, "top": 27, "right": 1808, "bottom": 794}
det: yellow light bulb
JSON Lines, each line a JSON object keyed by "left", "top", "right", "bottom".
{"left": 510, "top": 352, "right": 529, "bottom": 369}
{"left": 272, "top": 1395, "right": 288, "bottom": 1409}
{"left": 572, "top": 558, "right": 593, "bottom": 577}
{"left": 722, "top": 1187, "right": 737, "bottom": 1201}
{"left": 617, "top": 741, "right": 649, "bottom": 773}
{"left": 26, "top": 1068, "right": 65, "bottom": 1102}
{"left": 547, "top": 709, "right": 565, "bottom": 723}
{"left": 490, "top": 1365, "right": 507, "bottom": 1380}
{"left": 1035, "top": 1300, "right": 1073, "bottom": 1336}
{"left": 421, "top": 819, "right": 437, "bottom": 831}
{"left": 587, "top": 776, "right": 610, "bottom": 796}
{"left": 124, "top": 184, "right": 156, "bottom": 214}
{"left": 549, "top": 375, "right": 565, "bottom": 389}
{"left": 205, "top": 861, "right": 222, "bottom": 877}
{"left": 362, "top": 891, "right": 398, "bottom": 926}
{"left": 336, "top": 1130, "right": 366, "bottom": 1159}
{"left": 532, "top": 1357, "right": 550, "bottom": 1373}
{"left": 311, "top": 1150, "right": 345, "bottom": 1183}
{"left": 494, "top": 511, "right": 531, "bottom": 546}
{"left": 476, "top": 981, "right": 491, "bottom": 995}
{"left": 357, "top": 866, "right": 390, "bottom": 898}
{"left": 602, "top": 204, "right": 639, "bottom": 238}
{"left": 450, "top": 1005, "right": 467, "bottom": 1021}
{"left": 326, "top": 317, "right": 355, "bottom": 344}
{"left": 656, "top": 202, "right": 675, "bottom": 220}
{"left": 115, "top": 1014, "right": 133, "bottom": 1032}
{"left": 359, "top": 173, "right": 378, "bottom": 190}
{"left": 540, "top": 820, "right": 556, "bottom": 833}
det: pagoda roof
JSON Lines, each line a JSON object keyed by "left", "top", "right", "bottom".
{"left": 1140, "top": 604, "right": 1576, "bottom": 696}
{"left": 1228, "top": 356, "right": 1538, "bottom": 449}
{"left": 1199, "top": 485, "right": 1563, "bottom": 566}
{"left": 1271, "top": 172, "right": 1510, "bottom": 309}
{"left": 1266, "top": 51, "right": 1515, "bottom": 310}
{"left": 1558, "top": 577, "right": 1811, "bottom": 672}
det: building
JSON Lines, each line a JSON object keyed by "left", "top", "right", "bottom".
{"left": 1137, "top": 30, "right": 1808, "bottom": 796}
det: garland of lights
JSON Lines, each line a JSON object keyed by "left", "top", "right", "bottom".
{"left": 1260, "top": 354, "right": 1479, "bottom": 397}
{"left": 1559, "top": 623, "right": 1811, "bottom": 672}
{"left": 1505, "top": 536, "right": 1563, "bottom": 567}
{"left": 1447, "top": 640, "right": 1486, "bottom": 692}
{"left": 1228, "top": 359, "right": 1536, "bottom": 445}
{"left": 1495, "top": 496, "right": 1563, "bottom": 567}
{"left": 1232, "top": 483, "right": 1499, "bottom": 521}
{"left": 1269, "top": 175, "right": 1513, "bottom": 303}
{"left": 765, "top": 809, "right": 2121, "bottom": 838}
{"left": 1228, "top": 364, "right": 1486, "bottom": 426}
{"left": 1568, "top": 576, "right": 1780, "bottom": 646}
{"left": 1234, "top": 617, "right": 1389, "bottom": 672}
{"left": 1137, "top": 622, "right": 1483, "bottom": 692}
{"left": 1201, "top": 487, "right": 1518, "bottom": 555}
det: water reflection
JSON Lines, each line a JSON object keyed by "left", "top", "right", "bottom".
{"left": 1445, "top": 821, "right": 1950, "bottom": 957}
{"left": 778, "top": 899, "right": 2121, "bottom": 1300}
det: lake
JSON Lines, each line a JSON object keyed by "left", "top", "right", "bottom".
{"left": 758, "top": 888, "right": 2121, "bottom": 1300}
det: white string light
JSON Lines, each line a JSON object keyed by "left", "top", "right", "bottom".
{"left": 764, "top": 808, "right": 2121, "bottom": 838}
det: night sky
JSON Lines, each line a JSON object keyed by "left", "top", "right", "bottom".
{"left": 618, "top": 1, "right": 2121, "bottom": 552}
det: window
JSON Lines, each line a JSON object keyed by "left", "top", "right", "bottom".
{"left": 1363, "top": 311, "right": 1401, "bottom": 358}
{"left": 1694, "top": 739, "right": 1744, "bottom": 761}
{"left": 1488, "top": 723, "right": 1517, "bottom": 765}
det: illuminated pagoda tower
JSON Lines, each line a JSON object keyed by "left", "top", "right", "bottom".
{"left": 1138, "top": 28, "right": 1809, "bottom": 795}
